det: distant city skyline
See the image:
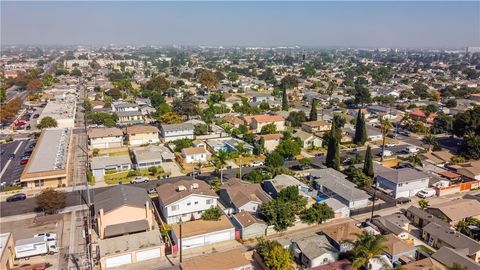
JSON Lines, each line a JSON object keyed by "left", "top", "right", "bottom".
{"left": 1, "top": 1, "right": 479, "bottom": 48}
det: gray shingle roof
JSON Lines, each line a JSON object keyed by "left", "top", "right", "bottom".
{"left": 423, "top": 222, "right": 480, "bottom": 255}
{"left": 432, "top": 247, "right": 480, "bottom": 270}
{"left": 161, "top": 123, "right": 194, "bottom": 133}
{"left": 104, "top": 219, "right": 149, "bottom": 238}
{"left": 376, "top": 168, "right": 429, "bottom": 184}
{"left": 90, "top": 155, "right": 132, "bottom": 170}
{"left": 94, "top": 185, "right": 150, "bottom": 214}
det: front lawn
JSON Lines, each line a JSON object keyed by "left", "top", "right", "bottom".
{"left": 104, "top": 171, "right": 130, "bottom": 185}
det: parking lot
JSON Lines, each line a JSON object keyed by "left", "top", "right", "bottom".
{"left": 0, "top": 139, "right": 37, "bottom": 187}
{"left": 0, "top": 214, "right": 65, "bottom": 269}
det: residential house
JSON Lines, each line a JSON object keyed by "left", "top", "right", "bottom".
{"left": 156, "top": 180, "right": 219, "bottom": 224}
{"left": 93, "top": 185, "right": 155, "bottom": 239}
{"left": 321, "top": 222, "right": 363, "bottom": 253}
{"left": 98, "top": 230, "right": 165, "bottom": 269}
{"left": 180, "top": 249, "right": 253, "bottom": 270}
{"left": 278, "top": 232, "right": 338, "bottom": 269}
{"left": 256, "top": 133, "right": 282, "bottom": 153}
{"left": 301, "top": 120, "right": 331, "bottom": 134}
{"left": 404, "top": 257, "right": 446, "bottom": 270}
{"left": 90, "top": 155, "right": 132, "bottom": 178}
{"left": 251, "top": 93, "right": 275, "bottom": 103}
{"left": 345, "top": 126, "right": 382, "bottom": 142}
{"left": 125, "top": 125, "right": 160, "bottom": 146}
{"left": 421, "top": 151, "right": 454, "bottom": 166}
{"left": 382, "top": 234, "right": 416, "bottom": 265}
{"left": 452, "top": 160, "right": 480, "bottom": 180}
{"left": 160, "top": 123, "right": 195, "bottom": 142}
{"left": 132, "top": 145, "right": 175, "bottom": 170}
{"left": 181, "top": 147, "right": 210, "bottom": 164}
{"left": 111, "top": 102, "right": 140, "bottom": 112}
{"left": 223, "top": 115, "right": 245, "bottom": 128}
{"left": 311, "top": 259, "right": 353, "bottom": 270}
{"left": 244, "top": 114, "right": 285, "bottom": 133}
{"left": 0, "top": 233, "right": 14, "bottom": 270}
{"left": 405, "top": 206, "right": 449, "bottom": 229}
{"left": 422, "top": 222, "right": 480, "bottom": 262}
{"left": 117, "top": 110, "right": 144, "bottom": 124}
{"left": 262, "top": 174, "right": 315, "bottom": 199}
{"left": 372, "top": 213, "right": 411, "bottom": 240}
{"left": 426, "top": 198, "right": 480, "bottom": 226}
{"left": 206, "top": 137, "right": 253, "bottom": 154}
{"left": 171, "top": 216, "right": 236, "bottom": 250}
{"left": 431, "top": 247, "right": 480, "bottom": 270}
{"left": 312, "top": 168, "right": 370, "bottom": 209}
{"left": 88, "top": 127, "right": 124, "bottom": 149}
{"left": 367, "top": 105, "right": 400, "bottom": 120}
{"left": 231, "top": 211, "right": 267, "bottom": 240}
{"left": 375, "top": 168, "right": 430, "bottom": 199}
{"left": 293, "top": 130, "right": 323, "bottom": 149}
{"left": 219, "top": 178, "right": 271, "bottom": 214}
{"left": 410, "top": 108, "right": 436, "bottom": 124}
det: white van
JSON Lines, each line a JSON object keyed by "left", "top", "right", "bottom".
{"left": 417, "top": 188, "right": 436, "bottom": 198}
{"left": 406, "top": 147, "right": 419, "bottom": 154}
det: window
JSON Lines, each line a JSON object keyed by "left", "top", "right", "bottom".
{"left": 323, "top": 258, "right": 329, "bottom": 263}
{"left": 194, "top": 201, "right": 198, "bottom": 205}
{"left": 398, "top": 183, "right": 403, "bottom": 187}
{"left": 187, "top": 202, "right": 191, "bottom": 206}
{"left": 206, "top": 199, "right": 213, "bottom": 204}
{"left": 171, "top": 205, "right": 179, "bottom": 211}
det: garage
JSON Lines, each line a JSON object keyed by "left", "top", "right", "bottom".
{"left": 205, "top": 231, "right": 232, "bottom": 244}
{"left": 92, "top": 168, "right": 105, "bottom": 177}
{"left": 395, "top": 190, "right": 410, "bottom": 199}
{"left": 136, "top": 248, "right": 161, "bottom": 262}
{"left": 105, "top": 254, "right": 132, "bottom": 268}
{"left": 182, "top": 235, "right": 206, "bottom": 249}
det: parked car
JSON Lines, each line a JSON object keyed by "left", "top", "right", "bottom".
{"left": 406, "top": 147, "right": 419, "bottom": 154}
{"left": 396, "top": 162, "right": 414, "bottom": 169}
{"left": 0, "top": 149, "right": 5, "bottom": 155}
{"left": 9, "top": 153, "right": 15, "bottom": 159}
{"left": 290, "top": 164, "right": 311, "bottom": 171}
{"left": 130, "top": 177, "right": 148, "bottom": 184}
{"left": 6, "top": 193, "right": 27, "bottom": 202}
{"left": 314, "top": 152, "right": 325, "bottom": 157}
{"left": 249, "top": 161, "right": 264, "bottom": 167}
{"left": 284, "top": 156, "right": 296, "bottom": 162}
{"left": 387, "top": 133, "right": 398, "bottom": 138}
{"left": 396, "top": 197, "right": 411, "bottom": 204}
{"left": 34, "top": 233, "right": 57, "bottom": 242}
{"left": 20, "top": 157, "right": 29, "bottom": 165}
{"left": 381, "top": 150, "right": 393, "bottom": 157}
{"left": 32, "top": 114, "right": 40, "bottom": 119}
{"left": 147, "top": 188, "right": 157, "bottom": 194}
{"left": 417, "top": 188, "right": 436, "bottom": 198}
{"left": 187, "top": 170, "right": 201, "bottom": 177}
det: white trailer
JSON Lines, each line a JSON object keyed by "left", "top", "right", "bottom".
{"left": 15, "top": 237, "right": 57, "bottom": 259}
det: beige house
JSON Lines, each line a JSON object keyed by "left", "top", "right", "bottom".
{"left": 0, "top": 233, "right": 14, "bottom": 270}
{"left": 94, "top": 185, "right": 155, "bottom": 239}
{"left": 302, "top": 120, "right": 331, "bottom": 134}
{"left": 20, "top": 128, "right": 72, "bottom": 189}
{"left": 125, "top": 125, "right": 160, "bottom": 146}
{"left": 427, "top": 199, "right": 480, "bottom": 226}
{"left": 256, "top": 133, "right": 282, "bottom": 153}
{"left": 88, "top": 127, "right": 124, "bottom": 149}
{"left": 244, "top": 114, "right": 285, "bottom": 133}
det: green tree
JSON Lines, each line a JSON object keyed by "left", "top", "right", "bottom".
{"left": 276, "top": 137, "right": 301, "bottom": 158}
{"left": 42, "top": 74, "right": 54, "bottom": 87}
{"left": 260, "top": 122, "right": 278, "bottom": 135}
{"left": 459, "top": 131, "right": 480, "bottom": 160}
{"left": 298, "top": 158, "right": 311, "bottom": 166}
{"left": 244, "top": 168, "right": 271, "bottom": 184}
{"left": 70, "top": 68, "right": 82, "bottom": 77}
{"left": 423, "top": 133, "right": 437, "bottom": 151}
{"left": 194, "top": 124, "right": 208, "bottom": 136}
{"left": 172, "top": 94, "right": 199, "bottom": 120}
{"left": 202, "top": 207, "right": 222, "bottom": 221}
{"left": 198, "top": 69, "right": 219, "bottom": 90}
{"left": 172, "top": 138, "right": 193, "bottom": 152}
{"left": 300, "top": 203, "right": 334, "bottom": 224}
{"left": 280, "top": 75, "right": 298, "bottom": 90}
{"left": 352, "top": 169, "right": 373, "bottom": 188}
{"left": 256, "top": 239, "right": 294, "bottom": 270}
{"left": 363, "top": 145, "right": 374, "bottom": 177}
{"left": 352, "top": 231, "right": 387, "bottom": 270}
{"left": 354, "top": 77, "right": 371, "bottom": 106}
{"left": 309, "top": 99, "right": 318, "bottom": 121}
{"left": 35, "top": 188, "right": 66, "bottom": 215}
{"left": 213, "top": 150, "right": 231, "bottom": 182}
{"left": 282, "top": 86, "right": 289, "bottom": 111}
{"left": 379, "top": 117, "right": 393, "bottom": 162}
{"left": 353, "top": 109, "right": 367, "bottom": 145}
{"left": 260, "top": 199, "right": 296, "bottom": 231}
{"left": 158, "top": 112, "right": 183, "bottom": 124}
{"left": 148, "top": 166, "right": 158, "bottom": 175}
{"left": 286, "top": 111, "right": 306, "bottom": 127}
{"left": 407, "top": 155, "right": 423, "bottom": 167}
{"left": 37, "top": 116, "right": 58, "bottom": 129}
{"left": 418, "top": 199, "right": 429, "bottom": 209}
{"left": 265, "top": 151, "right": 284, "bottom": 168}
{"left": 326, "top": 124, "right": 340, "bottom": 170}
{"left": 146, "top": 75, "right": 170, "bottom": 93}
{"left": 432, "top": 112, "right": 453, "bottom": 134}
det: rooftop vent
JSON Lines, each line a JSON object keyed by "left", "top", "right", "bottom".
{"left": 191, "top": 183, "right": 199, "bottom": 189}
{"left": 176, "top": 185, "right": 187, "bottom": 192}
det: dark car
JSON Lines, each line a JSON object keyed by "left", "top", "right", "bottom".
{"left": 290, "top": 164, "right": 311, "bottom": 171}
{"left": 6, "top": 193, "right": 27, "bottom": 202}
{"left": 396, "top": 162, "right": 414, "bottom": 169}
{"left": 32, "top": 114, "right": 40, "bottom": 119}
{"left": 187, "top": 170, "right": 201, "bottom": 176}
{"left": 396, "top": 197, "right": 411, "bottom": 204}
{"left": 315, "top": 152, "right": 325, "bottom": 157}
{"left": 9, "top": 153, "right": 15, "bottom": 159}
{"left": 284, "top": 156, "right": 296, "bottom": 162}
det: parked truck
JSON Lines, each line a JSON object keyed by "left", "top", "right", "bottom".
{"left": 15, "top": 237, "right": 58, "bottom": 259}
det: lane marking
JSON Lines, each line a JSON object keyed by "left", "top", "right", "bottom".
{"left": 0, "top": 140, "right": 25, "bottom": 181}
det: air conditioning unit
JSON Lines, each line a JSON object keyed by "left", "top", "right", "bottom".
{"left": 191, "top": 183, "right": 199, "bottom": 189}
{"left": 176, "top": 185, "right": 187, "bottom": 192}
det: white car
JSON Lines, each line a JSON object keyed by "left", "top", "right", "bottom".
{"left": 380, "top": 150, "right": 393, "bottom": 157}
{"left": 249, "top": 161, "right": 264, "bottom": 167}
{"left": 130, "top": 177, "right": 148, "bottom": 184}
{"left": 417, "top": 188, "right": 436, "bottom": 198}
{"left": 385, "top": 143, "right": 396, "bottom": 148}
{"left": 406, "top": 147, "right": 419, "bottom": 154}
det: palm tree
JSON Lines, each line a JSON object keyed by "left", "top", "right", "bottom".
{"left": 418, "top": 199, "right": 429, "bottom": 209}
{"left": 407, "top": 155, "right": 423, "bottom": 167}
{"left": 379, "top": 117, "right": 393, "bottom": 162}
{"left": 352, "top": 231, "right": 387, "bottom": 270}
{"left": 194, "top": 161, "right": 204, "bottom": 180}
{"left": 213, "top": 150, "right": 231, "bottom": 183}
{"left": 423, "top": 132, "right": 437, "bottom": 151}
{"left": 455, "top": 221, "right": 474, "bottom": 238}
{"left": 235, "top": 143, "right": 249, "bottom": 179}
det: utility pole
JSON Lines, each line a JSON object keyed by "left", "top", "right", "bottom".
{"left": 179, "top": 222, "right": 183, "bottom": 263}
{"left": 370, "top": 180, "right": 377, "bottom": 222}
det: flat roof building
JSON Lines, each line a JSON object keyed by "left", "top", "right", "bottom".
{"left": 20, "top": 128, "right": 72, "bottom": 189}
{"left": 37, "top": 101, "right": 77, "bottom": 128}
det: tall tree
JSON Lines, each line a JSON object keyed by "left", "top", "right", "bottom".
{"left": 352, "top": 231, "right": 387, "bottom": 270}
{"left": 326, "top": 124, "right": 340, "bottom": 170}
{"left": 282, "top": 86, "right": 289, "bottom": 111}
{"left": 35, "top": 188, "right": 66, "bottom": 215}
{"left": 212, "top": 150, "right": 231, "bottom": 183}
{"left": 363, "top": 145, "right": 374, "bottom": 177}
{"left": 309, "top": 99, "right": 318, "bottom": 121}
{"left": 379, "top": 117, "right": 393, "bottom": 162}
{"left": 353, "top": 109, "right": 367, "bottom": 145}
{"left": 37, "top": 116, "right": 58, "bottom": 129}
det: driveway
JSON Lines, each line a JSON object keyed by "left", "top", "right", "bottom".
{"left": 162, "top": 162, "right": 183, "bottom": 177}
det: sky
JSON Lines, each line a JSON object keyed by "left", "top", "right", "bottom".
{"left": 1, "top": 1, "right": 479, "bottom": 48}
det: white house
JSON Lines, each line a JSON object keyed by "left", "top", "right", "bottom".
{"left": 160, "top": 123, "right": 195, "bottom": 142}
{"left": 219, "top": 178, "right": 271, "bottom": 214}
{"left": 156, "top": 180, "right": 219, "bottom": 224}
{"left": 375, "top": 168, "right": 430, "bottom": 198}
{"left": 111, "top": 102, "right": 140, "bottom": 112}
{"left": 181, "top": 147, "right": 210, "bottom": 164}
{"left": 170, "top": 216, "right": 235, "bottom": 250}
{"left": 88, "top": 127, "right": 124, "bottom": 149}
{"left": 90, "top": 155, "right": 132, "bottom": 178}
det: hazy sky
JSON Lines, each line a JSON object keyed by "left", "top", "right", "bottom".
{"left": 1, "top": 1, "right": 479, "bottom": 48}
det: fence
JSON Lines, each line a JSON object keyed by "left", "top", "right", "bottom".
{"left": 350, "top": 201, "right": 394, "bottom": 217}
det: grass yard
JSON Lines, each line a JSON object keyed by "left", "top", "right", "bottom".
{"left": 104, "top": 171, "right": 130, "bottom": 185}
